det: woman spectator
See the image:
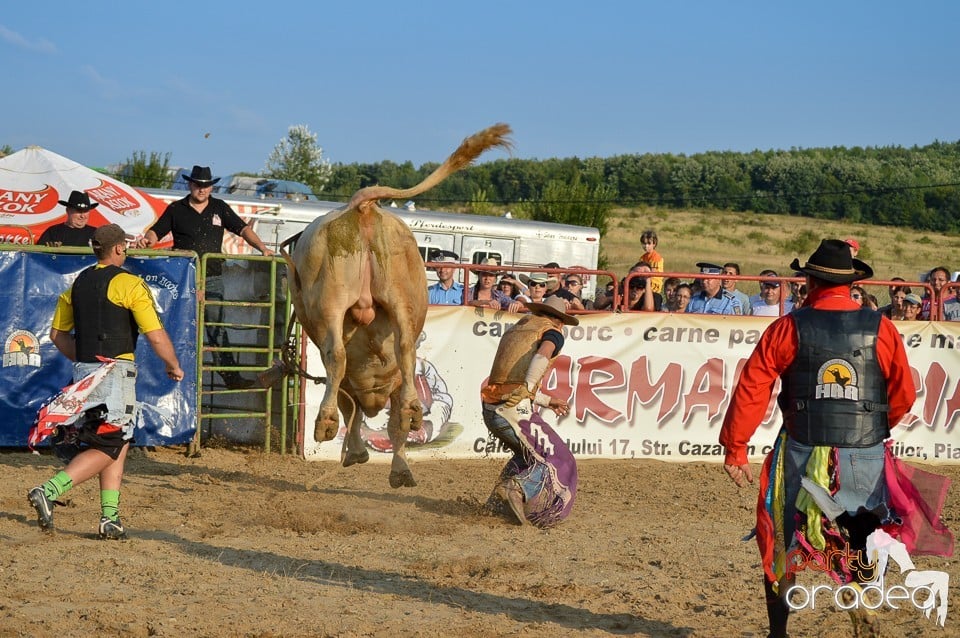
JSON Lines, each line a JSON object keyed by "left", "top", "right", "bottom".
{"left": 850, "top": 284, "right": 867, "bottom": 306}
{"left": 883, "top": 285, "right": 911, "bottom": 320}
{"left": 470, "top": 265, "right": 511, "bottom": 310}
{"left": 513, "top": 272, "right": 551, "bottom": 312}
{"left": 497, "top": 275, "right": 522, "bottom": 300}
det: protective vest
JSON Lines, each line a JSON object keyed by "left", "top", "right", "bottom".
{"left": 481, "top": 315, "right": 558, "bottom": 403}
{"left": 72, "top": 265, "right": 138, "bottom": 363}
{"left": 778, "top": 307, "right": 889, "bottom": 447}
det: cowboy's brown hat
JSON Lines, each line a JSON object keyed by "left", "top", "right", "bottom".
{"left": 525, "top": 295, "right": 579, "bottom": 326}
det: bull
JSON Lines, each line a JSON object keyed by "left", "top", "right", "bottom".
{"left": 281, "top": 124, "right": 512, "bottom": 488}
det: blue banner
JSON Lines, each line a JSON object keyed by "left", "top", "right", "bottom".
{"left": 0, "top": 250, "right": 198, "bottom": 446}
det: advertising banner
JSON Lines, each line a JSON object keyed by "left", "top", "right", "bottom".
{"left": 0, "top": 250, "right": 198, "bottom": 446}
{"left": 303, "top": 306, "right": 960, "bottom": 464}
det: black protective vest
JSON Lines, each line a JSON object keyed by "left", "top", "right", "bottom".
{"left": 72, "top": 265, "right": 138, "bottom": 363}
{"left": 778, "top": 307, "right": 889, "bottom": 447}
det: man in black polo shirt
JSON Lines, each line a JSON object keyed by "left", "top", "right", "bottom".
{"left": 140, "top": 165, "right": 274, "bottom": 388}
{"left": 37, "top": 190, "right": 100, "bottom": 247}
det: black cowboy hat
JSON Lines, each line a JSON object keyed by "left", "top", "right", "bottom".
{"left": 183, "top": 165, "right": 221, "bottom": 186}
{"left": 525, "top": 295, "right": 580, "bottom": 326}
{"left": 58, "top": 190, "right": 99, "bottom": 212}
{"left": 789, "top": 239, "right": 873, "bottom": 284}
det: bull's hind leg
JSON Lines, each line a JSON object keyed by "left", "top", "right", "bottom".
{"left": 338, "top": 390, "right": 369, "bottom": 467}
{"left": 386, "top": 387, "right": 417, "bottom": 488}
{"left": 313, "top": 322, "right": 348, "bottom": 443}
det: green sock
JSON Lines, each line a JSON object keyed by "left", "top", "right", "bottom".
{"left": 100, "top": 490, "right": 120, "bottom": 522}
{"left": 43, "top": 471, "right": 72, "bottom": 500}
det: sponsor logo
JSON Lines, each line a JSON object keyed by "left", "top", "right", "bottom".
{"left": 815, "top": 358, "right": 860, "bottom": 400}
{"left": 0, "top": 185, "right": 59, "bottom": 214}
{"left": 3, "top": 329, "right": 41, "bottom": 368}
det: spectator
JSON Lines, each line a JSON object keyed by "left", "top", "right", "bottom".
{"left": 882, "top": 285, "right": 910, "bottom": 320}
{"left": 29, "top": 224, "right": 184, "bottom": 539}
{"left": 921, "top": 266, "right": 954, "bottom": 320}
{"left": 37, "top": 191, "right": 100, "bottom": 247}
{"left": 541, "top": 262, "right": 562, "bottom": 295}
{"left": 899, "top": 293, "right": 922, "bottom": 321}
{"left": 662, "top": 277, "right": 681, "bottom": 309}
{"left": 516, "top": 272, "right": 551, "bottom": 310}
{"left": 673, "top": 283, "right": 693, "bottom": 313}
{"left": 497, "top": 275, "right": 521, "bottom": 299}
{"left": 427, "top": 250, "right": 464, "bottom": 305}
{"left": 793, "top": 284, "right": 808, "bottom": 309}
{"left": 864, "top": 293, "right": 880, "bottom": 311}
{"left": 750, "top": 272, "right": 794, "bottom": 317}
{"left": 721, "top": 263, "right": 752, "bottom": 316}
{"left": 553, "top": 273, "right": 592, "bottom": 311}
{"left": 623, "top": 267, "right": 662, "bottom": 311}
{"left": 469, "top": 260, "right": 511, "bottom": 310}
{"left": 140, "top": 165, "right": 274, "bottom": 389}
{"left": 686, "top": 263, "right": 743, "bottom": 315}
{"left": 595, "top": 261, "right": 648, "bottom": 311}
{"left": 639, "top": 229, "right": 664, "bottom": 293}
{"left": 844, "top": 237, "right": 860, "bottom": 257}
{"left": 878, "top": 277, "right": 906, "bottom": 316}
{"left": 593, "top": 279, "right": 617, "bottom": 311}
{"left": 850, "top": 284, "right": 867, "bottom": 307}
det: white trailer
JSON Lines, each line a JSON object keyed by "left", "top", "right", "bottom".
{"left": 140, "top": 189, "right": 602, "bottom": 298}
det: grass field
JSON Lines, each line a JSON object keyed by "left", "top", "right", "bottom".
{"left": 599, "top": 206, "right": 960, "bottom": 298}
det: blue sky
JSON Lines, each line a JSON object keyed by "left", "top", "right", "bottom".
{"left": 2, "top": 1, "right": 958, "bottom": 177}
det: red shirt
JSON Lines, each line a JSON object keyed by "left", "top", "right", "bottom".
{"left": 719, "top": 283, "right": 916, "bottom": 466}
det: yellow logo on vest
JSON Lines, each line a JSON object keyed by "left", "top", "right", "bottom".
{"left": 815, "top": 358, "right": 859, "bottom": 400}
{"left": 3, "top": 329, "right": 41, "bottom": 368}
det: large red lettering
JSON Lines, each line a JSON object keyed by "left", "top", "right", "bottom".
{"left": 682, "top": 358, "right": 727, "bottom": 424}
{"left": 626, "top": 356, "right": 682, "bottom": 423}
{"left": 573, "top": 355, "right": 624, "bottom": 423}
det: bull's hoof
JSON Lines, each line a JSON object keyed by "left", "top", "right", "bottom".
{"left": 342, "top": 448, "right": 370, "bottom": 467}
{"left": 389, "top": 470, "right": 417, "bottom": 489}
{"left": 313, "top": 410, "right": 339, "bottom": 442}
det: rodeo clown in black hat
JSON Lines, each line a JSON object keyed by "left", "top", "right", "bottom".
{"left": 718, "top": 239, "right": 953, "bottom": 637}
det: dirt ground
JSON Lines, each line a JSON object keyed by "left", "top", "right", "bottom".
{"left": 1, "top": 446, "right": 958, "bottom": 638}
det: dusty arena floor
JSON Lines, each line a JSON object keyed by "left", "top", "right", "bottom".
{"left": 1, "top": 447, "right": 958, "bottom": 637}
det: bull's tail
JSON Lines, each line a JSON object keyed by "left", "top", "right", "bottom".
{"left": 279, "top": 230, "right": 304, "bottom": 291}
{"left": 346, "top": 123, "right": 513, "bottom": 210}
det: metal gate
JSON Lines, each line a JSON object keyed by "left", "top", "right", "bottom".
{"left": 195, "top": 253, "right": 301, "bottom": 455}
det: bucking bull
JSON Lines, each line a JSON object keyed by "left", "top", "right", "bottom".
{"left": 280, "top": 124, "right": 512, "bottom": 488}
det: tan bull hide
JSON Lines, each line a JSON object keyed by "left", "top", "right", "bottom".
{"left": 281, "top": 124, "right": 512, "bottom": 487}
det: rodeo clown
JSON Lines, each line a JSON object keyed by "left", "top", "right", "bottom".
{"left": 480, "top": 294, "right": 578, "bottom": 528}
{"left": 27, "top": 224, "right": 183, "bottom": 539}
{"left": 719, "top": 239, "right": 953, "bottom": 638}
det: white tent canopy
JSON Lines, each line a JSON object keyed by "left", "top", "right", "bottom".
{"left": 0, "top": 146, "right": 165, "bottom": 244}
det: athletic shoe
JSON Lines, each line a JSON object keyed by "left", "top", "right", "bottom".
{"left": 27, "top": 486, "right": 54, "bottom": 531}
{"left": 98, "top": 516, "right": 127, "bottom": 540}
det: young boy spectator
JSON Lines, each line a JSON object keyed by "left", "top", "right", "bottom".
{"left": 639, "top": 229, "right": 664, "bottom": 293}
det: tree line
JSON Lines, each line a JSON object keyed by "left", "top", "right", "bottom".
{"left": 323, "top": 140, "right": 960, "bottom": 232}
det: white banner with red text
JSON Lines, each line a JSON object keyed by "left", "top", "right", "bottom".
{"left": 302, "top": 307, "right": 960, "bottom": 464}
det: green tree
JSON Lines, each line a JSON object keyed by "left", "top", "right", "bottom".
{"left": 264, "top": 125, "right": 333, "bottom": 196}
{"left": 121, "top": 151, "right": 172, "bottom": 188}
{"left": 0, "top": 144, "right": 13, "bottom": 159}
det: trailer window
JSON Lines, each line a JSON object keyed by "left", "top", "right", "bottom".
{"left": 472, "top": 252, "right": 503, "bottom": 266}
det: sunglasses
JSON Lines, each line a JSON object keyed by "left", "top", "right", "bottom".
{"left": 700, "top": 268, "right": 722, "bottom": 275}
{"left": 851, "top": 293, "right": 862, "bottom": 300}
{"left": 565, "top": 280, "right": 582, "bottom": 286}
{"left": 761, "top": 282, "right": 780, "bottom": 289}
{"left": 530, "top": 282, "right": 547, "bottom": 287}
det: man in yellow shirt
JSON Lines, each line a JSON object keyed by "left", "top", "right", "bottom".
{"left": 28, "top": 224, "right": 183, "bottom": 539}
